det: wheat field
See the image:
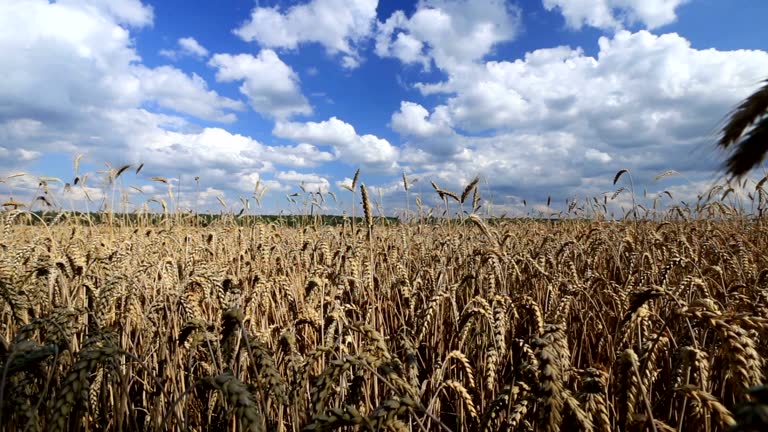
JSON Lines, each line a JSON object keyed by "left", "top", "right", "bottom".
{"left": 1, "top": 175, "right": 768, "bottom": 432}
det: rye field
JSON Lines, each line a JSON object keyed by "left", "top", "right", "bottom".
{"left": 0, "top": 176, "right": 768, "bottom": 432}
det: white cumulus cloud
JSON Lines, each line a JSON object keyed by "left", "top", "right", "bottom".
{"left": 58, "top": 0, "right": 154, "bottom": 27}
{"left": 178, "top": 37, "right": 208, "bottom": 57}
{"left": 276, "top": 170, "right": 330, "bottom": 193}
{"left": 234, "top": 0, "right": 378, "bottom": 68}
{"left": 136, "top": 66, "right": 245, "bottom": 122}
{"left": 0, "top": 0, "right": 243, "bottom": 126}
{"left": 394, "top": 30, "right": 768, "bottom": 205}
{"left": 273, "top": 117, "right": 399, "bottom": 171}
{"left": 160, "top": 36, "right": 210, "bottom": 60}
{"left": 375, "top": 0, "right": 521, "bottom": 71}
{"left": 0, "top": 0, "right": 329, "bottom": 208}
{"left": 391, "top": 101, "right": 452, "bottom": 138}
{"left": 543, "top": 0, "right": 689, "bottom": 30}
{"left": 209, "top": 50, "right": 312, "bottom": 119}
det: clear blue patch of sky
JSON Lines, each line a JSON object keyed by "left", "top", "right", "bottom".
{"left": 662, "top": 0, "right": 768, "bottom": 52}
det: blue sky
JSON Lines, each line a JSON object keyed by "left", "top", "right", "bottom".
{"left": 2, "top": 0, "right": 768, "bottom": 217}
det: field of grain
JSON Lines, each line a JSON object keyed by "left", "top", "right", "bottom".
{"left": 1, "top": 196, "right": 767, "bottom": 431}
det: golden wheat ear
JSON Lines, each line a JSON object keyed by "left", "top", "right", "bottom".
{"left": 719, "top": 79, "right": 768, "bottom": 177}
{"left": 720, "top": 80, "right": 768, "bottom": 149}
{"left": 724, "top": 115, "right": 768, "bottom": 177}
